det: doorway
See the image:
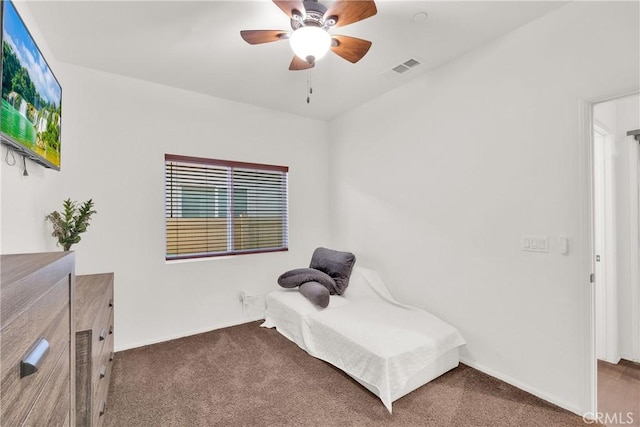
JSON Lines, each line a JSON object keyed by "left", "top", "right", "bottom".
{"left": 592, "top": 93, "right": 640, "bottom": 425}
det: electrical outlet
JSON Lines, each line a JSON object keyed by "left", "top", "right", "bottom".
{"left": 239, "top": 292, "right": 266, "bottom": 319}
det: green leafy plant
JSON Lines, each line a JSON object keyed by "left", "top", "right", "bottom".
{"left": 45, "top": 199, "right": 97, "bottom": 251}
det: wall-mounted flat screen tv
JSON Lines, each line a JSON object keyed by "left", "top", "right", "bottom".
{"left": 0, "top": 0, "right": 62, "bottom": 170}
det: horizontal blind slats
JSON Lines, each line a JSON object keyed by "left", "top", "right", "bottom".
{"left": 165, "top": 156, "right": 288, "bottom": 260}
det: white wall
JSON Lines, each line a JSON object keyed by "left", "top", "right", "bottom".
{"left": 64, "top": 65, "right": 331, "bottom": 350}
{"left": 328, "top": 1, "right": 639, "bottom": 416}
{"left": 2, "top": 7, "right": 331, "bottom": 350}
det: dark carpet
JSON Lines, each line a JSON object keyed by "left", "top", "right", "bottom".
{"left": 104, "top": 321, "right": 595, "bottom": 426}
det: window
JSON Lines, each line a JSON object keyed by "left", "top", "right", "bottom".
{"left": 165, "top": 154, "right": 288, "bottom": 260}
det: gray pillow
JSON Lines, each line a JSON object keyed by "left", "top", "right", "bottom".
{"left": 309, "top": 247, "right": 356, "bottom": 295}
{"left": 299, "top": 281, "right": 330, "bottom": 308}
{"left": 277, "top": 268, "right": 337, "bottom": 293}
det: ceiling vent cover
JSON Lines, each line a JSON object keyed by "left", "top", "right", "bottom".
{"left": 382, "top": 58, "right": 423, "bottom": 79}
{"left": 392, "top": 64, "right": 410, "bottom": 74}
{"left": 391, "top": 58, "right": 421, "bottom": 74}
{"left": 403, "top": 58, "right": 420, "bottom": 68}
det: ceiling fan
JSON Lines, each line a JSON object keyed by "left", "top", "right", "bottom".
{"left": 240, "top": 0, "right": 377, "bottom": 71}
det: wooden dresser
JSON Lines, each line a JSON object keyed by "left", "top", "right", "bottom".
{"left": 75, "top": 273, "right": 114, "bottom": 427}
{"left": 0, "top": 252, "right": 76, "bottom": 426}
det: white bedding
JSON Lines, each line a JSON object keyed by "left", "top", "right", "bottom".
{"left": 262, "top": 267, "right": 465, "bottom": 412}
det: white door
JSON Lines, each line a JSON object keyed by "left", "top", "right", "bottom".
{"left": 593, "top": 123, "right": 619, "bottom": 363}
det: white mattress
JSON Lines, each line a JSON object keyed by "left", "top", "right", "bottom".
{"left": 262, "top": 267, "right": 465, "bottom": 412}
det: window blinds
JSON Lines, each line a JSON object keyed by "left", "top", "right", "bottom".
{"left": 165, "top": 154, "right": 289, "bottom": 260}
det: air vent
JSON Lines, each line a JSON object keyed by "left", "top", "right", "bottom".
{"left": 382, "top": 58, "right": 423, "bottom": 79}
{"left": 391, "top": 58, "right": 421, "bottom": 74}
{"left": 392, "top": 64, "right": 410, "bottom": 74}
{"left": 403, "top": 58, "right": 421, "bottom": 68}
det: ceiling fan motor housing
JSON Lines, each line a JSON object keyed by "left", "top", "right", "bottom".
{"left": 291, "top": 0, "right": 336, "bottom": 30}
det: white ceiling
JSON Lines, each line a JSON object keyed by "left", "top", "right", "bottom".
{"left": 25, "top": 1, "right": 568, "bottom": 121}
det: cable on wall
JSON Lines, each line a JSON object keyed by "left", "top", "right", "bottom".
{"left": 4, "top": 146, "right": 16, "bottom": 166}
{"left": 3, "top": 146, "right": 30, "bottom": 176}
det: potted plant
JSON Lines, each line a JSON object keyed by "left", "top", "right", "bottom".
{"left": 46, "top": 199, "right": 97, "bottom": 251}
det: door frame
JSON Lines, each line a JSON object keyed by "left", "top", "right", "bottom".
{"left": 584, "top": 90, "right": 640, "bottom": 416}
{"left": 631, "top": 126, "right": 640, "bottom": 363}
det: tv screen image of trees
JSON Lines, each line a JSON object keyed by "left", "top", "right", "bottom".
{"left": 1, "top": 1, "right": 62, "bottom": 169}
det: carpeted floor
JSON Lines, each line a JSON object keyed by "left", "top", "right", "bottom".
{"left": 104, "top": 321, "right": 595, "bottom": 427}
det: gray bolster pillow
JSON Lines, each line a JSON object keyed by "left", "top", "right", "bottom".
{"left": 277, "top": 268, "right": 337, "bottom": 294}
{"left": 299, "top": 282, "right": 330, "bottom": 308}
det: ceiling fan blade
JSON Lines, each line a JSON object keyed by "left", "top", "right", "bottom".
{"left": 289, "top": 56, "right": 315, "bottom": 71}
{"left": 240, "top": 30, "right": 289, "bottom": 45}
{"left": 273, "top": 0, "right": 305, "bottom": 19}
{"left": 331, "top": 35, "right": 372, "bottom": 63}
{"left": 324, "top": 0, "right": 377, "bottom": 28}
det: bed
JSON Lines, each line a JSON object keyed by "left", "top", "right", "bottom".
{"left": 262, "top": 266, "right": 466, "bottom": 413}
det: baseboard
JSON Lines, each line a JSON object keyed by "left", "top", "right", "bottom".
{"left": 599, "top": 354, "right": 622, "bottom": 364}
{"left": 114, "top": 316, "right": 264, "bottom": 352}
{"left": 618, "top": 355, "right": 640, "bottom": 365}
{"left": 459, "top": 357, "right": 587, "bottom": 417}
{"left": 619, "top": 353, "right": 640, "bottom": 364}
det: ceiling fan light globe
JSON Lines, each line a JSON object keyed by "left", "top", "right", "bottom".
{"left": 289, "top": 26, "right": 331, "bottom": 62}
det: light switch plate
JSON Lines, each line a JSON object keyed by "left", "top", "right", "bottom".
{"left": 521, "top": 235, "right": 549, "bottom": 253}
{"left": 559, "top": 236, "right": 568, "bottom": 254}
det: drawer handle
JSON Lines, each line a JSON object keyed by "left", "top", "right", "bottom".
{"left": 20, "top": 338, "right": 50, "bottom": 378}
{"left": 99, "top": 401, "right": 107, "bottom": 416}
{"left": 99, "top": 329, "right": 107, "bottom": 341}
{"left": 99, "top": 365, "right": 106, "bottom": 379}
{"left": 109, "top": 352, "right": 115, "bottom": 362}
{"left": 108, "top": 299, "right": 113, "bottom": 308}
{"left": 109, "top": 325, "right": 113, "bottom": 335}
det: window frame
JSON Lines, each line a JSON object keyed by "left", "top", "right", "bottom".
{"left": 165, "top": 153, "right": 289, "bottom": 261}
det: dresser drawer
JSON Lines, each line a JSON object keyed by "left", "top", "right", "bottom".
{"left": 22, "top": 343, "right": 71, "bottom": 426}
{"left": 0, "top": 276, "right": 71, "bottom": 426}
{"left": 76, "top": 274, "right": 113, "bottom": 333}
{"left": 1, "top": 253, "right": 74, "bottom": 328}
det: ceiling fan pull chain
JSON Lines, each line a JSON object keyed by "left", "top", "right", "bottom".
{"left": 306, "top": 70, "right": 312, "bottom": 104}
